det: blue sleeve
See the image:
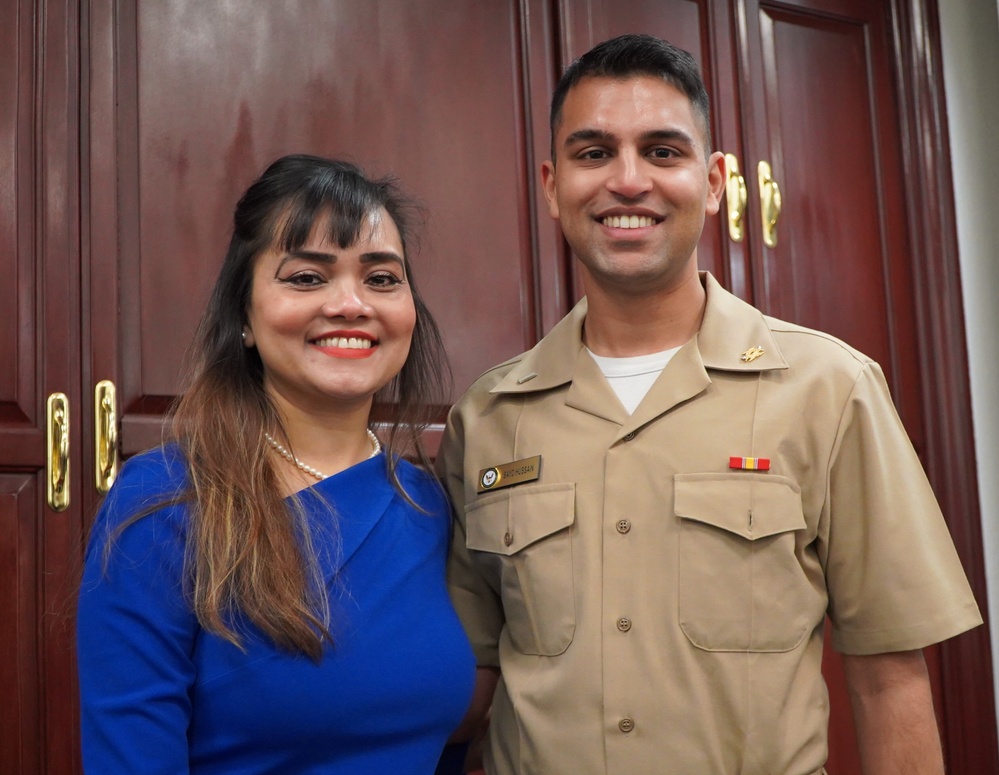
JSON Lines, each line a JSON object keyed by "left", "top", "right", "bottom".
{"left": 77, "top": 450, "right": 198, "bottom": 774}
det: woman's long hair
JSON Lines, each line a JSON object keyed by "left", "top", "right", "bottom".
{"left": 168, "top": 154, "right": 450, "bottom": 658}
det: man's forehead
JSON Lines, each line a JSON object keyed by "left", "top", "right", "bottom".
{"left": 555, "top": 75, "right": 704, "bottom": 143}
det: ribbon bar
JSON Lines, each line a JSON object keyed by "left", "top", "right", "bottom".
{"left": 729, "top": 456, "right": 771, "bottom": 471}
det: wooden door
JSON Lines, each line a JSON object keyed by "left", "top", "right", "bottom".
{"left": 738, "top": 0, "right": 996, "bottom": 771}
{"left": 739, "top": 0, "right": 920, "bottom": 425}
{"left": 85, "top": 0, "right": 559, "bottom": 461}
{"left": 0, "top": 1, "right": 82, "bottom": 773}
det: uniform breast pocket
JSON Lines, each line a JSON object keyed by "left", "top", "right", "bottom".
{"left": 675, "top": 473, "right": 818, "bottom": 652}
{"left": 465, "top": 483, "right": 575, "bottom": 656}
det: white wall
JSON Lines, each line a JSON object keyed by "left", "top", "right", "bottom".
{"left": 938, "top": 0, "right": 999, "bottom": 720}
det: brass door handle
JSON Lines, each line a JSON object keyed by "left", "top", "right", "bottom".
{"left": 46, "top": 393, "right": 70, "bottom": 512}
{"left": 95, "top": 380, "right": 118, "bottom": 494}
{"left": 724, "top": 153, "right": 747, "bottom": 242}
{"left": 758, "top": 160, "right": 782, "bottom": 248}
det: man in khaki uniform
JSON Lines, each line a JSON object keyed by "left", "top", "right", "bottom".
{"left": 438, "top": 34, "right": 981, "bottom": 774}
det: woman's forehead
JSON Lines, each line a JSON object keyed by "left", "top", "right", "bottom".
{"left": 270, "top": 204, "right": 396, "bottom": 251}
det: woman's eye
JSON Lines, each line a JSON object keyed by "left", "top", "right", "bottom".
{"left": 281, "top": 272, "right": 325, "bottom": 287}
{"left": 367, "top": 272, "right": 404, "bottom": 289}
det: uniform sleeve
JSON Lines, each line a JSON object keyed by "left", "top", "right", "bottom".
{"left": 77, "top": 454, "right": 198, "bottom": 774}
{"left": 823, "top": 362, "right": 982, "bottom": 654}
{"left": 437, "top": 402, "right": 505, "bottom": 667}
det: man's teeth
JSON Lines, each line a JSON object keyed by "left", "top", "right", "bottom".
{"left": 316, "top": 337, "right": 373, "bottom": 349}
{"left": 602, "top": 215, "right": 656, "bottom": 229}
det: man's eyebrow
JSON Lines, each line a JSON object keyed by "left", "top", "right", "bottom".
{"left": 563, "top": 128, "right": 616, "bottom": 147}
{"left": 641, "top": 128, "right": 696, "bottom": 146}
{"left": 562, "top": 127, "right": 697, "bottom": 148}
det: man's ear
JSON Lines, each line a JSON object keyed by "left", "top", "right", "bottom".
{"left": 541, "top": 160, "right": 559, "bottom": 220}
{"left": 704, "top": 151, "right": 726, "bottom": 217}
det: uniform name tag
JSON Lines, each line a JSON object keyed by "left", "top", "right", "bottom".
{"left": 477, "top": 455, "right": 542, "bottom": 493}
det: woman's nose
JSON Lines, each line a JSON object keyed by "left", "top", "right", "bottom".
{"left": 321, "top": 282, "right": 373, "bottom": 319}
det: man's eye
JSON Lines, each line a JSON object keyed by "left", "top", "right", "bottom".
{"left": 650, "top": 148, "right": 676, "bottom": 159}
{"left": 581, "top": 149, "right": 608, "bottom": 160}
{"left": 367, "top": 272, "right": 404, "bottom": 288}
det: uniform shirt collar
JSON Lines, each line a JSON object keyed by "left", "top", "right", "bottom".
{"left": 491, "top": 271, "right": 787, "bottom": 395}
{"left": 696, "top": 272, "right": 788, "bottom": 372}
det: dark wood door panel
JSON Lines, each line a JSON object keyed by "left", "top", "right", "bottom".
{"left": 88, "top": 0, "right": 546, "bottom": 455}
{"left": 0, "top": 0, "right": 38, "bottom": 431}
{"left": 0, "top": 473, "right": 82, "bottom": 775}
{"left": 759, "top": 7, "right": 906, "bottom": 364}
{"left": 744, "top": 1, "right": 923, "bottom": 445}
{"left": 756, "top": 8, "right": 893, "bottom": 355}
{"left": 0, "top": 475, "right": 41, "bottom": 775}
{"left": 2, "top": 2, "right": 84, "bottom": 774}
{"left": 561, "top": 0, "right": 710, "bottom": 72}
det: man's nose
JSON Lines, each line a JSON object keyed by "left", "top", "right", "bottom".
{"left": 606, "top": 153, "right": 653, "bottom": 198}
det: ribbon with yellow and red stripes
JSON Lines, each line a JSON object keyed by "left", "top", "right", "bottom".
{"left": 729, "top": 456, "right": 770, "bottom": 471}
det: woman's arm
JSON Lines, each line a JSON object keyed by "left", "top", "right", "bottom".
{"left": 77, "top": 459, "right": 198, "bottom": 774}
{"left": 437, "top": 666, "right": 500, "bottom": 774}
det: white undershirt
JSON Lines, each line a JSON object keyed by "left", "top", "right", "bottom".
{"left": 586, "top": 346, "right": 681, "bottom": 414}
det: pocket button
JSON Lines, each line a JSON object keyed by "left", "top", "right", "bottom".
{"left": 616, "top": 617, "right": 632, "bottom": 632}
{"left": 618, "top": 717, "right": 635, "bottom": 733}
{"left": 616, "top": 519, "right": 631, "bottom": 534}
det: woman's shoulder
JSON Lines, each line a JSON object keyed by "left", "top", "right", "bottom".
{"left": 95, "top": 444, "right": 190, "bottom": 530}
{"left": 392, "top": 458, "right": 449, "bottom": 514}
{"left": 111, "top": 443, "right": 189, "bottom": 499}
{"left": 82, "top": 444, "right": 192, "bottom": 572}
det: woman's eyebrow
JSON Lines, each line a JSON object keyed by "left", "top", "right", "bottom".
{"left": 359, "top": 251, "right": 405, "bottom": 268}
{"left": 278, "top": 250, "right": 335, "bottom": 270}
{"left": 275, "top": 250, "right": 405, "bottom": 272}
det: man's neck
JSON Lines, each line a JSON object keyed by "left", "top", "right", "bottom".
{"left": 582, "top": 268, "right": 706, "bottom": 357}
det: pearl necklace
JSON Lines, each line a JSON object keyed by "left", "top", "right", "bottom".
{"left": 263, "top": 430, "right": 381, "bottom": 481}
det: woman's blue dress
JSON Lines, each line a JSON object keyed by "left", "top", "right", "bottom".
{"left": 77, "top": 445, "right": 475, "bottom": 774}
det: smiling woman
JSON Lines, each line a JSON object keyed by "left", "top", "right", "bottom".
{"left": 244, "top": 207, "right": 417, "bottom": 422}
{"left": 76, "top": 155, "right": 477, "bottom": 774}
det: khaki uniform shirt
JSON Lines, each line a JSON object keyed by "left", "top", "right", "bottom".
{"left": 439, "top": 273, "right": 981, "bottom": 775}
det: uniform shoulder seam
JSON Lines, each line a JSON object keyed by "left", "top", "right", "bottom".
{"left": 465, "top": 352, "right": 528, "bottom": 386}
{"left": 765, "top": 317, "right": 875, "bottom": 367}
